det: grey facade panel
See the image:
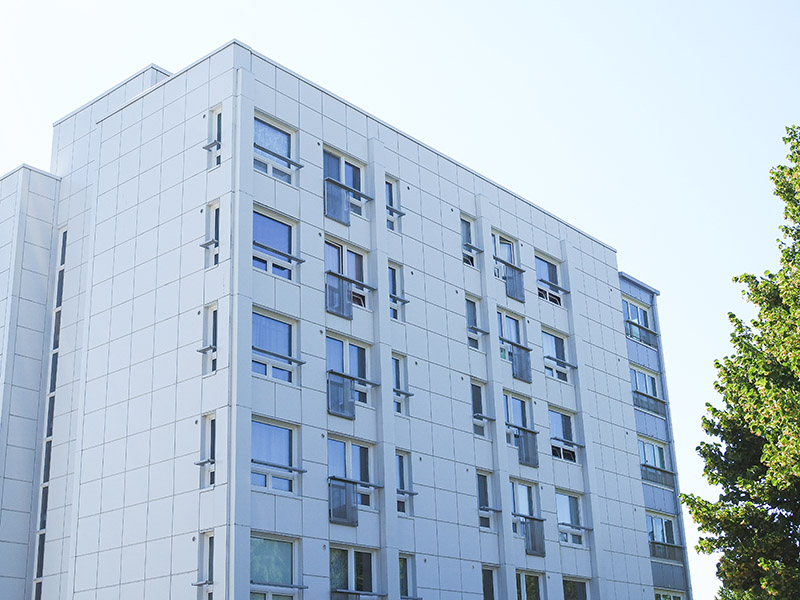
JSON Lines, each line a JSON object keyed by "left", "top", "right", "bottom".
{"left": 651, "top": 561, "right": 686, "bottom": 591}
{"left": 635, "top": 409, "right": 670, "bottom": 442}
{"left": 642, "top": 483, "right": 677, "bottom": 514}
{"left": 626, "top": 338, "right": 661, "bottom": 371}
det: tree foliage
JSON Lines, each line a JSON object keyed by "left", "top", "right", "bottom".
{"left": 682, "top": 127, "right": 800, "bottom": 599}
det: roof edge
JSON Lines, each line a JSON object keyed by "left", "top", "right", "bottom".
{"left": 0, "top": 163, "right": 60, "bottom": 182}
{"left": 53, "top": 63, "right": 172, "bottom": 127}
{"left": 619, "top": 271, "right": 661, "bottom": 296}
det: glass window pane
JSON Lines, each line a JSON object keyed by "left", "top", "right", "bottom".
{"left": 477, "top": 474, "right": 489, "bottom": 507}
{"left": 250, "top": 537, "right": 292, "bottom": 585}
{"left": 396, "top": 454, "right": 405, "bottom": 489}
{"left": 350, "top": 344, "right": 366, "bottom": 379}
{"left": 466, "top": 299, "right": 477, "bottom": 327}
{"left": 352, "top": 445, "right": 369, "bottom": 482}
{"left": 329, "top": 548, "right": 348, "bottom": 591}
{"left": 326, "top": 337, "right": 344, "bottom": 372}
{"left": 252, "top": 314, "right": 290, "bottom": 357}
{"left": 328, "top": 439, "right": 346, "bottom": 477}
{"left": 345, "top": 162, "right": 361, "bottom": 191}
{"left": 513, "top": 398, "right": 526, "bottom": 427}
{"left": 388, "top": 267, "right": 397, "bottom": 295}
{"left": 461, "top": 219, "right": 472, "bottom": 245}
{"left": 347, "top": 251, "right": 363, "bottom": 282}
{"left": 506, "top": 316, "right": 520, "bottom": 343}
{"left": 471, "top": 384, "right": 483, "bottom": 414}
{"left": 399, "top": 556, "right": 409, "bottom": 597}
{"left": 252, "top": 421, "right": 291, "bottom": 467}
{"left": 386, "top": 181, "right": 394, "bottom": 207}
{"left": 253, "top": 213, "right": 291, "bottom": 258}
{"left": 354, "top": 551, "right": 372, "bottom": 592}
{"left": 254, "top": 119, "right": 290, "bottom": 167}
{"left": 324, "top": 151, "right": 340, "bottom": 181}
{"left": 325, "top": 242, "right": 341, "bottom": 273}
{"left": 482, "top": 569, "right": 495, "bottom": 600}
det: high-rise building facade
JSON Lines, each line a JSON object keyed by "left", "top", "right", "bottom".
{"left": 0, "top": 41, "right": 692, "bottom": 600}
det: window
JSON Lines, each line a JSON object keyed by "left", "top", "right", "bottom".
{"left": 556, "top": 492, "right": 583, "bottom": 545}
{"left": 498, "top": 311, "right": 531, "bottom": 382}
{"left": 481, "top": 568, "right": 496, "bottom": 600}
{"left": 399, "top": 555, "right": 416, "bottom": 599}
{"left": 542, "top": 330, "right": 570, "bottom": 381}
{"left": 466, "top": 296, "right": 486, "bottom": 349}
{"left": 630, "top": 366, "right": 658, "bottom": 397}
{"left": 253, "top": 211, "right": 301, "bottom": 279}
{"left": 325, "top": 240, "right": 373, "bottom": 317}
{"left": 492, "top": 232, "right": 525, "bottom": 302}
{"left": 328, "top": 438, "right": 373, "bottom": 507}
{"left": 254, "top": 116, "right": 298, "bottom": 184}
{"left": 386, "top": 178, "right": 403, "bottom": 231}
{"left": 471, "top": 382, "right": 490, "bottom": 436}
{"left": 510, "top": 480, "right": 535, "bottom": 531}
{"left": 622, "top": 298, "right": 657, "bottom": 348}
{"left": 388, "top": 264, "right": 408, "bottom": 320}
{"left": 250, "top": 535, "right": 294, "bottom": 595}
{"left": 536, "top": 255, "right": 564, "bottom": 306}
{"left": 396, "top": 451, "right": 413, "bottom": 514}
{"left": 655, "top": 592, "right": 683, "bottom": 600}
{"left": 647, "top": 513, "right": 676, "bottom": 545}
{"left": 516, "top": 572, "right": 542, "bottom": 600}
{"left": 461, "top": 216, "right": 480, "bottom": 266}
{"left": 200, "top": 304, "right": 218, "bottom": 374}
{"left": 550, "top": 410, "right": 578, "bottom": 463}
{"left": 392, "top": 354, "right": 411, "bottom": 414}
{"left": 330, "top": 547, "right": 373, "bottom": 596}
{"left": 206, "top": 107, "right": 222, "bottom": 168}
{"left": 505, "top": 393, "right": 538, "bottom": 467}
{"left": 477, "top": 472, "right": 496, "bottom": 528}
{"left": 324, "top": 149, "right": 371, "bottom": 224}
{"left": 563, "top": 580, "right": 588, "bottom": 600}
{"left": 197, "top": 531, "right": 214, "bottom": 587}
{"left": 639, "top": 438, "right": 667, "bottom": 470}
{"left": 252, "top": 420, "right": 300, "bottom": 493}
{"left": 327, "top": 336, "right": 369, "bottom": 409}
{"left": 252, "top": 312, "right": 298, "bottom": 382}
{"left": 197, "top": 413, "right": 216, "bottom": 487}
{"left": 202, "top": 201, "right": 220, "bottom": 267}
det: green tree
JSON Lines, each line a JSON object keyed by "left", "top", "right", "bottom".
{"left": 682, "top": 126, "right": 800, "bottom": 599}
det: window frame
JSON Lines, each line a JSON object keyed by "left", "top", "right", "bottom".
{"left": 328, "top": 437, "right": 375, "bottom": 508}
{"left": 330, "top": 546, "right": 375, "bottom": 596}
{"left": 325, "top": 239, "right": 372, "bottom": 310}
{"left": 461, "top": 215, "right": 481, "bottom": 267}
{"left": 253, "top": 114, "right": 301, "bottom": 184}
{"left": 466, "top": 295, "right": 487, "bottom": 350}
{"left": 646, "top": 511, "right": 677, "bottom": 546}
{"left": 639, "top": 437, "right": 668, "bottom": 470}
{"left": 250, "top": 533, "right": 297, "bottom": 597}
{"left": 477, "top": 471, "right": 498, "bottom": 529}
{"left": 510, "top": 479, "right": 537, "bottom": 533}
{"left": 202, "top": 200, "right": 220, "bottom": 268}
{"left": 542, "top": 329, "right": 571, "bottom": 382}
{"left": 251, "top": 418, "right": 303, "bottom": 494}
{"left": 388, "top": 263, "right": 408, "bottom": 320}
{"left": 535, "top": 254, "right": 567, "bottom": 306}
{"left": 200, "top": 303, "right": 218, "bottom": 374}
{"left": 252, "top": 310, "right": 302, "bottom": 383}
{"left": 326, "top": 335, "right": 372, "bottom": 406}
{"left": 481, "top": 567, "right": 497, "bottom": 600}
{"left": 399, "top": 554, "right": 416, "bottom": 599}
{"left": 197, "top": 412, "right": 216, "bottom": 488}
{"left": 206, "top": 106, "right": 223, "bottom": 168}
{"left": 549, "top": 409, "right": 579, "bottom": 463}
{"left": 622, "top": 296, "right": 658, "bottom": 348}
{"left": 395, "top": 450, "right": 414, "bottom": 514}
{"left": 385, "top": 177, "right": 403, "bottom": 231}
{"left": 323, "top": 148, "right": 371, "bottom": 220}
{"left": 562, "top": 579, "right": 589, "bottom": 600}
{"left": 491, "top": 231, "right": 518, "bottom": 277}
{"left": 471, "top": 381, "right": 492, "bottom": 437}
{"left": 391, "top": 353, "right": 412, "bottom": 414}
{"left": 497, "top": 310, "right": 524, "bottom": 362}
{"left": 556, "top": 491, "right": 585, "bottom": 545}
{"left": 253, "top": 208, "right": 303, "bottom": 280}
{"left": 516, "top": 571, "right": 543, "bottom": 600}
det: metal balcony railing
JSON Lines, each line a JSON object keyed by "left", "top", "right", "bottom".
{"left": 632, "top": 390, "right": 667, "bottom": 417}
{"left": 500, "top": 337, "right": 532, "bottom": 382}
{"left": 650, "top": 541, "right": 683, "bottom": 561}
{"left": 641, "top": 464, "right": 676, "bottom": 488}
{"left": 515, "top": 514, "right": 546, "bottom": 556}
{"left": 324, "top": 178, "right": 373, "bottom": 225}
{"left": 325, "top": 271, "right": 376, "bottom": 319}
{"left": 494, "top": 255, "right": 525, "bottom": 302}
{"left": 328, "top": 478, "right": 359, "bottom": 526}
{"left": 625, "top": 320, "right": 658, "bottom": 348}
{"left": 507, "top": 423, "right": 539, "bottom": 467}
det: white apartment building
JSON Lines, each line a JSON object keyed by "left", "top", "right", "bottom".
{"left": 0, "top": 40, "right": 691, "bottom": 600}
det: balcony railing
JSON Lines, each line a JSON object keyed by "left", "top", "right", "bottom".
{"left": 331, "top": 591, "right": 387, "bottom": 600}
{"left": 324, "top": 178, "right": 374, "bottom": 225}
{"left": 327, "top": 372, "right": 355, "bottom": 419}
{"left": 326, "top": 271, "right": 376, "bottom": 319}
{"left": 625, "top": 320, "right": 658, "bottom": 348}
{"left": 500, "top": 336, "right": 532, "bottom": 382}
{"left": 650, "top": 541, "right": 683, "bottom": 561}
{"left": 514, "top": 514, "right": 546, "bottom": 556}
{"left": 640, "top": 464, "right": 675, "bottom": 488}
{"left": 537, "top": 278, "right": 569, "bottom": 306}
{"left": 328, "top": 476, "right": 383, "bottom": 527}
{"left": 633, "top": 390, "right": 667, "bottom": 417}
{"left": 507, "top": 423, "right": 539, "bottom": 467}
{"left": 494, "top": 255, "right": 525, "bottom": 302}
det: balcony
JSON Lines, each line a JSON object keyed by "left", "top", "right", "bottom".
{"left": 650, "top": 541, "right": 683, "bottom": 561}
{"left": 494, "top": 255, "right": 525, "bottom": 302}
{"left": 515, "top": 514, "right": 546, "bottom": 556}
{"left": 326, "top": 271, "right": 375, "bottom": 319}
{"left": 324, "top": 178, "right": 373, "bottom": 225}
{"left": 507, "top": 423, "right": 539, "bottom": 467}
{"left": 632, "top": 390, "right": 667, "bottom": 417}
{"left": 625, "top": 320, "right": 658, "bottom": 349}
{"left": 640, "top": 464, "right": 676, "bottom": 488}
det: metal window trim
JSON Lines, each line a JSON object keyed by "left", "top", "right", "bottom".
{"left": 253, "top": 143, "right": 305, "bottom": 169}
{"left": 324, "top": 177, "right": 375, "bottom": 202}
{"left": 253, "top": 241, "right": 305, "bottom": 264}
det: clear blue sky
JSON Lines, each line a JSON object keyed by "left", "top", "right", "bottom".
{"left": 4, "top": 1, "right": 799, "bottom": 597}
